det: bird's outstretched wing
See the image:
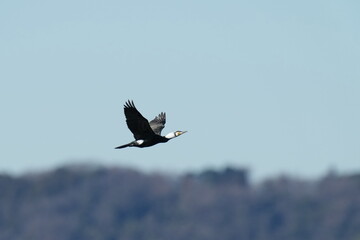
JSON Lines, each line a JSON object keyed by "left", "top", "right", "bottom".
{"left": 149, "top": 112, "right": 166, "bottom": 135}
{"left": 123, "top": 100, "right": 155, "bottom": 140}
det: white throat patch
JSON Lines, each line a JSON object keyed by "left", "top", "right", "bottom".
{"left": 165, "top": 132, "right": 176, "bottom": 139}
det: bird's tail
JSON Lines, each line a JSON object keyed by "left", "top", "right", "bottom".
{"left": 114, "top": 142, "right": 132, "bottom": 149}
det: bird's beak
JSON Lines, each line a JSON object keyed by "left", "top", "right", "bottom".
{"left": 174, "top": 131, "right": 187, "bottom": 137}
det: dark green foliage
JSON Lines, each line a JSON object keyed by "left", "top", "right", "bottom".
{"left": 0, "top": 166, "right": 359, "bottom": 240}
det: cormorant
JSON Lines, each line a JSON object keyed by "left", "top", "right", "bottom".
{"left": 115, "top": 100, "right": 187, "bottom": 149}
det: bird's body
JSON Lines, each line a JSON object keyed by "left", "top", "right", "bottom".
{"left": 115, "top": 100, "right": 186, "bottom": 149}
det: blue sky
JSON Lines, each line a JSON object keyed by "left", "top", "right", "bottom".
{"left": 1, "top": 0, "right": 359, "bottom": 180}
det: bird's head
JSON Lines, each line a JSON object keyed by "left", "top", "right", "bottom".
{"left": 165, "top": 131, "right": 187, "bottom": 139}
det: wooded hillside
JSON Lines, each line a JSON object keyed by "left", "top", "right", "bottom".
{"left": 0, "top": 166, "right": 359, "bottom": 240}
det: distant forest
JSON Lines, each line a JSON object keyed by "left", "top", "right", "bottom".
{"left": 0, "top": 165, "right": 359, "bottom": 240}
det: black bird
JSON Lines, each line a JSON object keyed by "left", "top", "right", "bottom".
{"left": 115, "top": 100, "right": 187, "bottom": 149}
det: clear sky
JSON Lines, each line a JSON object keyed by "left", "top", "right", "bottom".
{"left": 1, "top": 0, "right": 359, "bottom": 181}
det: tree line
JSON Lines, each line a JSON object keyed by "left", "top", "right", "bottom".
{"left": 0, "top": 165, "right": 359, "bottom": 240}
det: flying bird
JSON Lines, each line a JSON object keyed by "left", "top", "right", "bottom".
{"left": 115, "top": 100, "right": 187, "bottom": 149}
